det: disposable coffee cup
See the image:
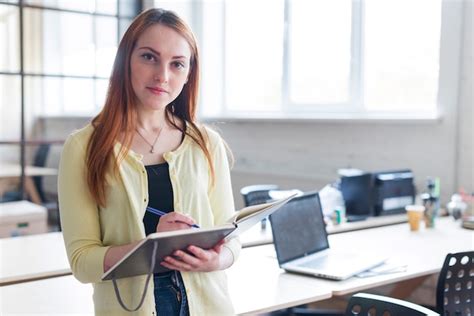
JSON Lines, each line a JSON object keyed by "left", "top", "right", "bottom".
{"left": 405, "top": 205, "right": 425, "bottom": 231}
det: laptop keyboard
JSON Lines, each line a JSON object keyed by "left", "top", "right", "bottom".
{"left": 297, "top": 252, "right": 353, "bottom": 270}
{"left": 298, "top": 257, "right": 332, "bottom": 269}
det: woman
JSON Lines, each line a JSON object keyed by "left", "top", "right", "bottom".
{"left": 58, "top": 8, "right": 241, "bottom": 316}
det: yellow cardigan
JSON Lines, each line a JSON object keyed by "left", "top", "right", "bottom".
{"left": 58, "top": 123, "right": 241, "bottom": 316}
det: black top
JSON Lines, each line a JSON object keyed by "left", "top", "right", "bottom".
{"left": 143, "top": 162, "right": 174, "bottom": 236}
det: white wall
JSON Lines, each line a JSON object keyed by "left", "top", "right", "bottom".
{"left": 456, "top": 0, "right": 473, "bottom": 196}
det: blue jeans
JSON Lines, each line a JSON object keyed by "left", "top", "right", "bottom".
{"left": 154, "top": 271, "right": 189, "bottom": 316}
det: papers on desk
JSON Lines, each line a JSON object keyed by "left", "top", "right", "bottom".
{"left": 356, "top": 260, "right": 407, "bottom": 278}
{"left": 461, "top": 216, "right": 474, "bottom": 230}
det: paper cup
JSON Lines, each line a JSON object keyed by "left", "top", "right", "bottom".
{"left": 405, "top": 205, "right": 425, "bottom": 231}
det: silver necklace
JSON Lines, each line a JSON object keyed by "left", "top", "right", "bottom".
{"left": 135, "top": 127, "right": 163, "bottom": 154}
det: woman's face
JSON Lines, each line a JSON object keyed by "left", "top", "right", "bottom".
{"left": 130, "top": 24, "right": 191, "bottom": 112}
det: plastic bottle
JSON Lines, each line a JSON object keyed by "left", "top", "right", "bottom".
{"left": 420, "top": 178, "right": 439, "bottom": 228}
{"left": 447, "top": 193, "right": 467, "bottom": 220}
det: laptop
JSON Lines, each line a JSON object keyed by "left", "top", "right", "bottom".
{"left": 269, "top": 192, "right": 387, "bottom": 280}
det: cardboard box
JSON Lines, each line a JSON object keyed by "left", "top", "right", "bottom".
{"left": 0, "top": 201, "right": 48, "bottom": 237}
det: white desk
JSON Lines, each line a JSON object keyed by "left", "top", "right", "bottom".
{"left": 0, "top": 232, "right": 331, "bottom": 314}
{"left": 232, "top": 217, "right": 472, "bottom": 312}
{"left": 0, "top": 275, "right": 94, "bottom": 315}
{"left": 228, "top": 246, "right": 332, "bottom": 314}
{"left": 0, "top": 264, "right": 331, "bottom": 316}
{"left": 240, "top": 213, "right": 408, "bottom": 247}
{"left": 0, "top": 217, "right": 471, "bottom": 315}
{"left": 308, "top": 217, "right": 472, "bottom": 296}
{"left": 0, "top": 254, "right": 331, "bottom": 316}
{"left": 2, "top": 213, "right": 406, "bottom": 284}
{"left": 0, "top": 232, "right": 69, "bottom": 286}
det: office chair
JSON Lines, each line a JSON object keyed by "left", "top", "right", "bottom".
{"left": 34, "top": 143, "right": 61, "bottom": 230}
{"left": 345, "top": 292, "right": 440, "bottom": 316}
{"left": 0, "top": 189, "right": 22, "bottom": 202}
{"left": 32, "top": 143, "right": 61, "bottom": 230}
{"left": 436, "top": 251, "right": 473, "bottom": 316}
{"left": 1, "top": 143, "right": 60, "bottom": 230}
{"left": 240, "top": 184, "right": 280, "bottom": 207}
{"left": 32, "top": 143, "right": 51, "bottom": 202}
{"left": 0, "top": 143, "right": 52, "bottom": 203}
{"left": 240, "top": 184, "right": 280, "bottom": 231}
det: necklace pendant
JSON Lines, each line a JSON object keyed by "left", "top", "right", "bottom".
{"left": 150, "top": 147, "right": 155, "bottom": 154}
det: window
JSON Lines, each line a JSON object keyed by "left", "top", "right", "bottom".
{"left": 150, "top": 0, "right": 461, "bottom": 120}
{"left": 0, "top": 0, "right": 140, "bottom": 123}
{"left": 363, "top": 0, "right": 441, "bottom": 112}
{"left": 0, "top": 0, "right": 141, "bottom": 142}
{"left": 0, "top": 0, "right": 140, "bottom": 203}
{"left": 288, "top": 0, "right": 352, "bottom": 106}
{"left": 225, "top": 0, "right": 284, "bottom": 112}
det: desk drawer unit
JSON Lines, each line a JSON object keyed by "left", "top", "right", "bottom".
{"left": 0, "top": 201, "right": 48, "bottom": 237}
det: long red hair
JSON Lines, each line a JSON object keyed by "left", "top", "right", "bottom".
{"left": 86, "top": 8, "right": 214, "bottom": 207}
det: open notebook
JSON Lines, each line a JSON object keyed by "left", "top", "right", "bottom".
{"left": 102, "top": 193, "right": 296, "bottom": 281}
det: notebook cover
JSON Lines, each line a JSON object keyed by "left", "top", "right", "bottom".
{"left": 102, "top": 226, "right": 235, "bottom": 280}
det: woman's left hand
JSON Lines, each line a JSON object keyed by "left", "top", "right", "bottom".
{"left": 160, "top": 240, "right": 226, "bottom": 272}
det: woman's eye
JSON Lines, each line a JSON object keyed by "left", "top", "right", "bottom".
{"left": 141, "top": 53, "right": 156, "bottom": 62}
{"left": 172, "top": 61, "right": 185, "bottom": 69}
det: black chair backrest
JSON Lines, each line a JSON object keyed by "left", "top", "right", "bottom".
{"left": 240, "top": 184, "right": 279, "bottom": 207}
{"left": 436, "top": 251, "right": 473, "bottom": 316}
{"left": 346, "top": 293, "right": 440, "bottom": 316}
{"left": 32, "top": 143, "right": 51, "bottom": 202}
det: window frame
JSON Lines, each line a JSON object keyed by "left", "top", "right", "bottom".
{"left": 0, "top": 0, "right": 141, "bottom": 116}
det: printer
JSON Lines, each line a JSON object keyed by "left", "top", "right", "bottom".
{"left": 340, "top": 173, "right": 374, "bottom": 221}
{"left": 372, "top": 169, "right": 416, "bottom": 216}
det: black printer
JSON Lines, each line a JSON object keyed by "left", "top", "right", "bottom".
{"left": 372, "top": 169, "right": 416, "bottom": 216}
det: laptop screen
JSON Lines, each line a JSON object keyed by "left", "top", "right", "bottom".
{"left": 269, "top": 192, "right": 329, "bottom": 265}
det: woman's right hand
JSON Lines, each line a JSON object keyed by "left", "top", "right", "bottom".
{"left": 156, "top": 212, "right": 197, "bottom": 232}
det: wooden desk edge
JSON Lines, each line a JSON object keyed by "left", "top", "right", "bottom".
{"left": 331, "top": 269, "right": 439, "bottom": 296}
{"left": 0, "top": 269, "right": 72, "bottom": 287}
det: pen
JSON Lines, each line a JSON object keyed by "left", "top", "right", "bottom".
{"left": 146, "top": 206, "right": 200, "bottom": 228}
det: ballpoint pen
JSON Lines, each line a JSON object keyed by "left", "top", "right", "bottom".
{"left": 146, "top": 206, "right": 200, "bottom": 228}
